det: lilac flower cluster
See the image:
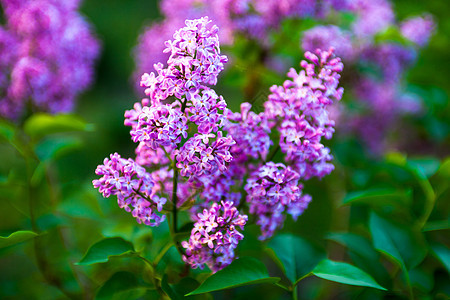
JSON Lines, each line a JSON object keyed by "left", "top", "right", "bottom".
{"left": 0, "top": 0, "right": 100, "bottom": 119}
{"left": 245, "top": 163, "right": 311, "bottom": 240}
{"left": 96, "top": 18, "right": 343, "bottom": 271}
{"left": 95, "top": 19, "right": 241, "bottom": 268}
{"left": 235, "top": 48, "right": 342, "bottom": 239}
{"left": 265, "top": 48, "right": 343, "bottom": 179}
{"left": 400, "top": 14, "right": 435, "bottom": 47}
{"left": 182, "top": 201, "right": 247, "bottom": 272}
{"left": 93, "top": 153, "right": 166, "bottom": 227}
{"left": 130, "top": 104, "right": 188, "bottom": 149}
{"left": 301, "top": 25, "right": 355, "bottom": 61}
{"left": 225, "top": 102, "right": 272, "bottom": 161}
{"left": 127, "top": 17, "right": 234, "bottom": 180}
{"left": 139, "top": 17, "right": 228, "bottom": 103}
{"left": 176, "top": 132, "right": 235, "bottom": 177}
{"left": 349, "top": 0, "right": 394, "bottom": 37}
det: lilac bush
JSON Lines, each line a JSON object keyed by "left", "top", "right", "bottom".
{"left": 0, "top": 0, "right": 100, "bottom": 119}
{"left": 93, "top": 17, "right": 343, "bottom": 272}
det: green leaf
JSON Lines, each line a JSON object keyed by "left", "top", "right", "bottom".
{"left": 436, "top": 157, "right": 450, "bottom": 179}
{"left": 369, "top": 212, "right": 427, "bottom": 270}
{"left": 35, "top": 136, "right": 82, "bottom": 161}
{"left": 24, "top": 113, "right": 93, "bottom": 139}
{"left": 431, "top": 244, "right": 450, "bottom": 273}
{"left": 423, "top": 219, "right": 450, "bottom": 232}
{"left": 186, "top": 257, "right": 280, "bottom": 295}
{"left": 30, "top": 162, "right": 46, "bottom": 187}
{"left": 408, "top": 158, "right": 440, "bottom": 178}
{"left": 267, "top": 233, "right": 326, "bottom": 284}
{"left": 326, "top": 233, "right": 390, "bottom": 287}
{"left": 341, "top": 188, "right": 411, "bottom": 208}
{"left": 409, "top": 268, "right": 433, "bottom": 292}
{"left": 326, "top": 233, "right": 378, "bottom": 262}
{"left": 312, "top": 259, "right": 387, "bottom": 291}
{"left": 161, "top": 274, "right": 181, "bottom": 300}
{"left": 76, "top": 237, "right": 135, "bottom": 265}
{"left": 0, "top": 120, "right": 15, "bottom": 143}
{"left": 96, "top": 271, "right": 152, "bottom": 300}
{"left": 0, "top": 230, "right": 38, "bottom": 249}
{"left": 162, "top": 275, "right": 205, "bottom": 300}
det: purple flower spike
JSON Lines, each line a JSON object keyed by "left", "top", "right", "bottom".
{"left": 245, "top": 162, "right": 311, "bottom": 240}
{"left": 139, "top": 16, "right": 228, "bottom": 104}
{"left": 265, "top": 47, "right": 343, "bottom": 180}
{"left": 93, "top": 153, "right": 166, "bottom": 227}
{"left": 182, "top": 201, "right": 247, "bottom": 273}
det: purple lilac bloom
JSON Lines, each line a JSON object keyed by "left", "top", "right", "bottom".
{"left": 301, "top": 25, "right": 355, "bottom": 61}
{"left": 265, "top": 48, "right": 343, "bottom": 179}
{"left": 239, "top": 48, "right": 343, "bottom": 239}
{"left": 182, "top": 201, "right": 247, "bottom": 272}
{"left": 0, "top": 0, "right": 100, "bottom": 119}
{"left": 129, "top": 17, "right": 234, "bottom": 180}
{"left": 197, "top": 163, "right": 245, "bottom": 208}
{"left": 401, "top": 14, "right": 435, "bottom": 47}
{"left": 176, "top": 131, "right": 235, "bottom": 178}
{"left": 130, "top": 104, "right": 189, "bottom": 150}
{"left": 139, "top": 17, "right": 228, "bottom": 103}
{"left": 135, "top": 143, "right": 173, "bottom": 168}
{"left": 133, "top": 1, "right": 237, "bottom": 84}
{"left": 93, "top": 153, "right": 166, "bottom": 227}
{"left": 96, "top": 17, "right": 236, "bottom": 231}
{"left": 245, "top": 162, "right": 311, "bottom": 240}
{"left": 225, "top": 102, "right": 272, "bottom": 161}
{"left": 349, "top": 0, "right": 394, "bottom": 37}
{"left": 149, "top": 166, "right": 193, "bottom": 208}
{"left": 361, "top": 43, "right": 416, "bottom": 81}
{"left": 351, "top": 78, "right": 422, "bottom": 154}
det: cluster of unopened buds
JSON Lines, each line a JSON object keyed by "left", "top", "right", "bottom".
{"left": 93, "top": 17, "right": 344, "bottom": 272}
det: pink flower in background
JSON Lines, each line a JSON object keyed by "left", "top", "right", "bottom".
{"left": 0, "top": 0, "right": 100, "bottom": 119}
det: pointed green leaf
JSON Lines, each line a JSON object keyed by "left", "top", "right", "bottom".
{"left": 423, "top": 219, "right": 450, "bottom": 232}
{"left": 342, "top": 188, "right": 411, "bottom": 208}
{"left": 162, "top": 275, "right": 206, "bottom": 300}
{"left": 0, "top": 230, "right": 38, "bottom": 249}
{"left": 76, "top": 237, "right": 135, "bottom": 265}
{"left": 312, "top": 259, "right": 386, "bottom": 291}
{"left": 96, "top": 271, "right": 152, "bottom": 300}
{"left": 186, "top": 257, "right": 280, "bottom": 295}
{"left": 24, "top": 113, "right": 93, "bottom": 139}
{"left": 431, "top": 244, "right": 450, "bottom": 273}
{"left": 409, "top": 268, "right": 433, "bottom": 292}
{"left": 35, "top": 136, "right": 82, "bottom": 161}
{"left": 408, "top": 158, "right": 440, "bottom": 178}
{"left": 267, "top": 233, "right": 325, "bottom": 284}
{"left": 161, "top": 274, "right": 181, "bottom": 300}
{"left": 326, "top": 232, "right": 390, "bottom": 286}
{"left": 369, "top": 212, "right": 427, "bottom": 270}
{"left": 436, "top": 157, "right": 450, "bottom": 179}
{"left": 326, "top": 233, "right": 379, "bottom": 262}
